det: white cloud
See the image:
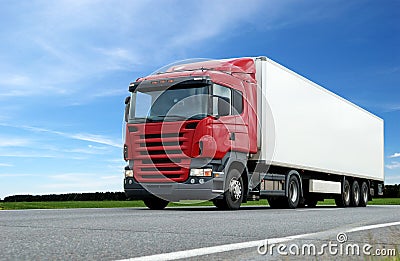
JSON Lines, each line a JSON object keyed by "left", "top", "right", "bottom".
{"left": 71, "top": 133, "right": 121, "bottom": 148}
{"left": 0, "top": 152, "right": 56, "bottom": 158}
{"left": 41, "top": 172, "right": 122, "bottom": 192}
{"left": 63, "top": 145, "right": 109, "bottom": 155}
{"left": 0, "top": 137, "right": 31, "bottom": 147}
{"left": 48, "top": 173, "right": 96, "bottom": 182}
{"left": 0, "top": 163, "right": 13, "bottom": 167}
{"left": 0, "top": 74, "right": 30, "bottom": 86}
{"left": 0, "top": 0, "right": 356, "bottom": 101}
{"left": 92, "top": 88, "right": 127, "bottom": 98}
{"left": 0, "top": 1, "right": 274, "bottom": 99}
{"left": 0, "top": 123, "right": 121, "bottom": 148}
{"left": 386, "top": 162, "right": 400, "bottom": 170}
{"left": 389, "top": 153, "right": 400, "bottom": 158}
{"left": 385, "top": 175, "right": 400, "bottom": 185}
{"left": 100, "top": 175, "right": 121, "bottom": 181}
{"left": 94, "top": 47, "right": 140, "bottom": 71}
{"left": 0, "top": 173, "right": 36, "bottom": 177}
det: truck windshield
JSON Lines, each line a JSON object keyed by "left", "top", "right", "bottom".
{"left": 129, "top": 85, "right": 209, "bottom": 123}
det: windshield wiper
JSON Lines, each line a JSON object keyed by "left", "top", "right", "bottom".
{"left": 130, "top": 117, "right": 157, "bottom": 123}
{"left": 187, "top": 114, "right": 211, "bottom": 120}
{"left": 154, "top": 114, "right": 211, "bottom": 120}
{"left": 132, "top": 114, "right": 210, "bottom": 123}
{"left": 151, "top": 115, "right": 187, "bottom": 120}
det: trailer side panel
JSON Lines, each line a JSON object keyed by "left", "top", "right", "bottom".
{"left": 256, "top": 58, "right": 384, "bottom": 181}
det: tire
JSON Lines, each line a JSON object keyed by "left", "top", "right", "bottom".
{"left": 359, "top": 181, "right": 369, "bottom": 207}
{"left": 286, "top": 175, "right": 300, "bottom": 209}
{"left": 212, "top": 198, "right": 228, "bottom": 210}
{"left": 143, "top": 197, "right": 169, "bottom": 210}
{"left": 297, "top": 198, "right": 306, "bottom": 208}
{"left": 351, "top": 180, "right": 360, "bottom": 207}
{"left": 214, "top": 168, "right": 244, "bottom": 210}
{"left": 335, "top": 179, "right": 351, "bottom": 207}
{"left": 268, "top": 175, "right": 301, "bottom": 209}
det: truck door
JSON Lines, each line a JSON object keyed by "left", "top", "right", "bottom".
{"left": 231, "top": 87, "right": 249, "bottom": 153}
{"left": 212, "top": 84, "right": 236, "bottom": 157}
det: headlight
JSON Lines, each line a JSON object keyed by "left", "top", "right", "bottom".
{"left": 190, "top": 168, "right": 212, "bottom": 177}
{"left": 125, "top": 169, "right": 134, "bottom": 178}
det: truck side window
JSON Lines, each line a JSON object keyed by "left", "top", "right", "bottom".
{"left": 213, "top": 84, "right": 232, "bottom": 115}
{"left": 232, "top": 89, "right": 243, "bottom": 115}
{"left": 212, "top": 84, "right": 243, "bottom": 116}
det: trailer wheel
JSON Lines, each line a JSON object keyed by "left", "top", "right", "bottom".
{"left": 335, "top": 179, "right": 351, "bottom": 207}
{"left": 286, "top": 175, "right": 300, "bottom": 209}
{"left": 351, "top": 180, "right": 360, "bottom": 207}
{"left": 214, "top": 168, "right": 243, "bottom": 210}
{"left": 359, "top": 181, "right": 369, "bottom": 207}
{"left": 143, "top": 197, "right": 169, "bottom": 210}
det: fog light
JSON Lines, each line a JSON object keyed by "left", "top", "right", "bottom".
{"left": 190, "top": 168, "right": 212, "bottom": 177}
{"left": 125, "top": 169, "right": 134, "bottom": 178}
{"left": 199, "top": 179, "right": 204, "bottom": 184}
{"left": 190, "top": 178, "right": 196, "bottom": 184}
{"left": 204, "top": 169, "right": 212, "bottom": 177}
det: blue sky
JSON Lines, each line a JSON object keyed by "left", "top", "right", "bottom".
{"left": 0, "top": 0, "right": 399, "bottom": 199}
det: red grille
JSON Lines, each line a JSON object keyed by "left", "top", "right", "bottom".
{"left": 131, "top": 125, "right": 194, "bottom": 183}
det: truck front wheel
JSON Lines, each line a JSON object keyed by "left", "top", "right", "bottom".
{"left": 143, "top": 196, "right": 169, "bottom": 210}
{"left": 213, "top": 168, "right": 243, "bottom": 210}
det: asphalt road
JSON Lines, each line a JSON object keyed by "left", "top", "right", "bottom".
{"left": 1, "top": 205, "right": 399, "bottom": 260}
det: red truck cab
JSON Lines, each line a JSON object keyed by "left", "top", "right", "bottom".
{"left": 124, "top": 58, "right": 258, "bottom": 209}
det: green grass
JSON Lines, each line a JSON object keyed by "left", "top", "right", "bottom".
{"left": 318, "top": 198, "right": 400, "bottom": 205}
{"left": 0, "top": 198, "right": 399, "bottom": 210}
{"left": 0, "top": 201, "right": 146, "bottom": 210}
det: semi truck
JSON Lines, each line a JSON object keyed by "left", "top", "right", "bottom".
{"left": 123, "top": 56, "right": 384, "bottom": 210}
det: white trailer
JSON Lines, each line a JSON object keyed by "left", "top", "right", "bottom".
{"left": 253, "top": 56, "right": 384, "bottom": 207}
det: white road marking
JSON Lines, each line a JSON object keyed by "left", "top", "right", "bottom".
{"left": 116, "top": 220, "right": 400, "bottom": 261}
{"left": 347, "top": 221, "right": 400, "bottom": 233}
{"left": 117, "top": 232, "right": 318, "bottom": 261}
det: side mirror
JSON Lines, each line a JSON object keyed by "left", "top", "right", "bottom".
{"left": 125, "top": 96, "right": 131, "bottom": 105}
{"left": 217, "top": 96, "right": 230, "bottom": 116}
{"left": 124, "top": 96, "right": 131, "bottom": 122}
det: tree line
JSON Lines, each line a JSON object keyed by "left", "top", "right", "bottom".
{"left": 384, "top": 184, "right": 400, "bottom": 198}
{"left": 2, "top": 192, "right": 127, "bottom": 202}
{"left": 1, "top": 185, "right": 399, "bottom": 202}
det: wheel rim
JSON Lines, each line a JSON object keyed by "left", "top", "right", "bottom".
{"left": 229, "top": 178, "right": 242, "bottom": 201}
{"left": 289, "top": 181, "right": 298, "bottom": 203}
{"left": 344, "top": 184, "right": 350, "bottom": 203}
{"left": 362, "top": 185, "right": 368, "bottom": 202}
{"left": 354, "top": 185, "right": 360, "bottom": 203}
